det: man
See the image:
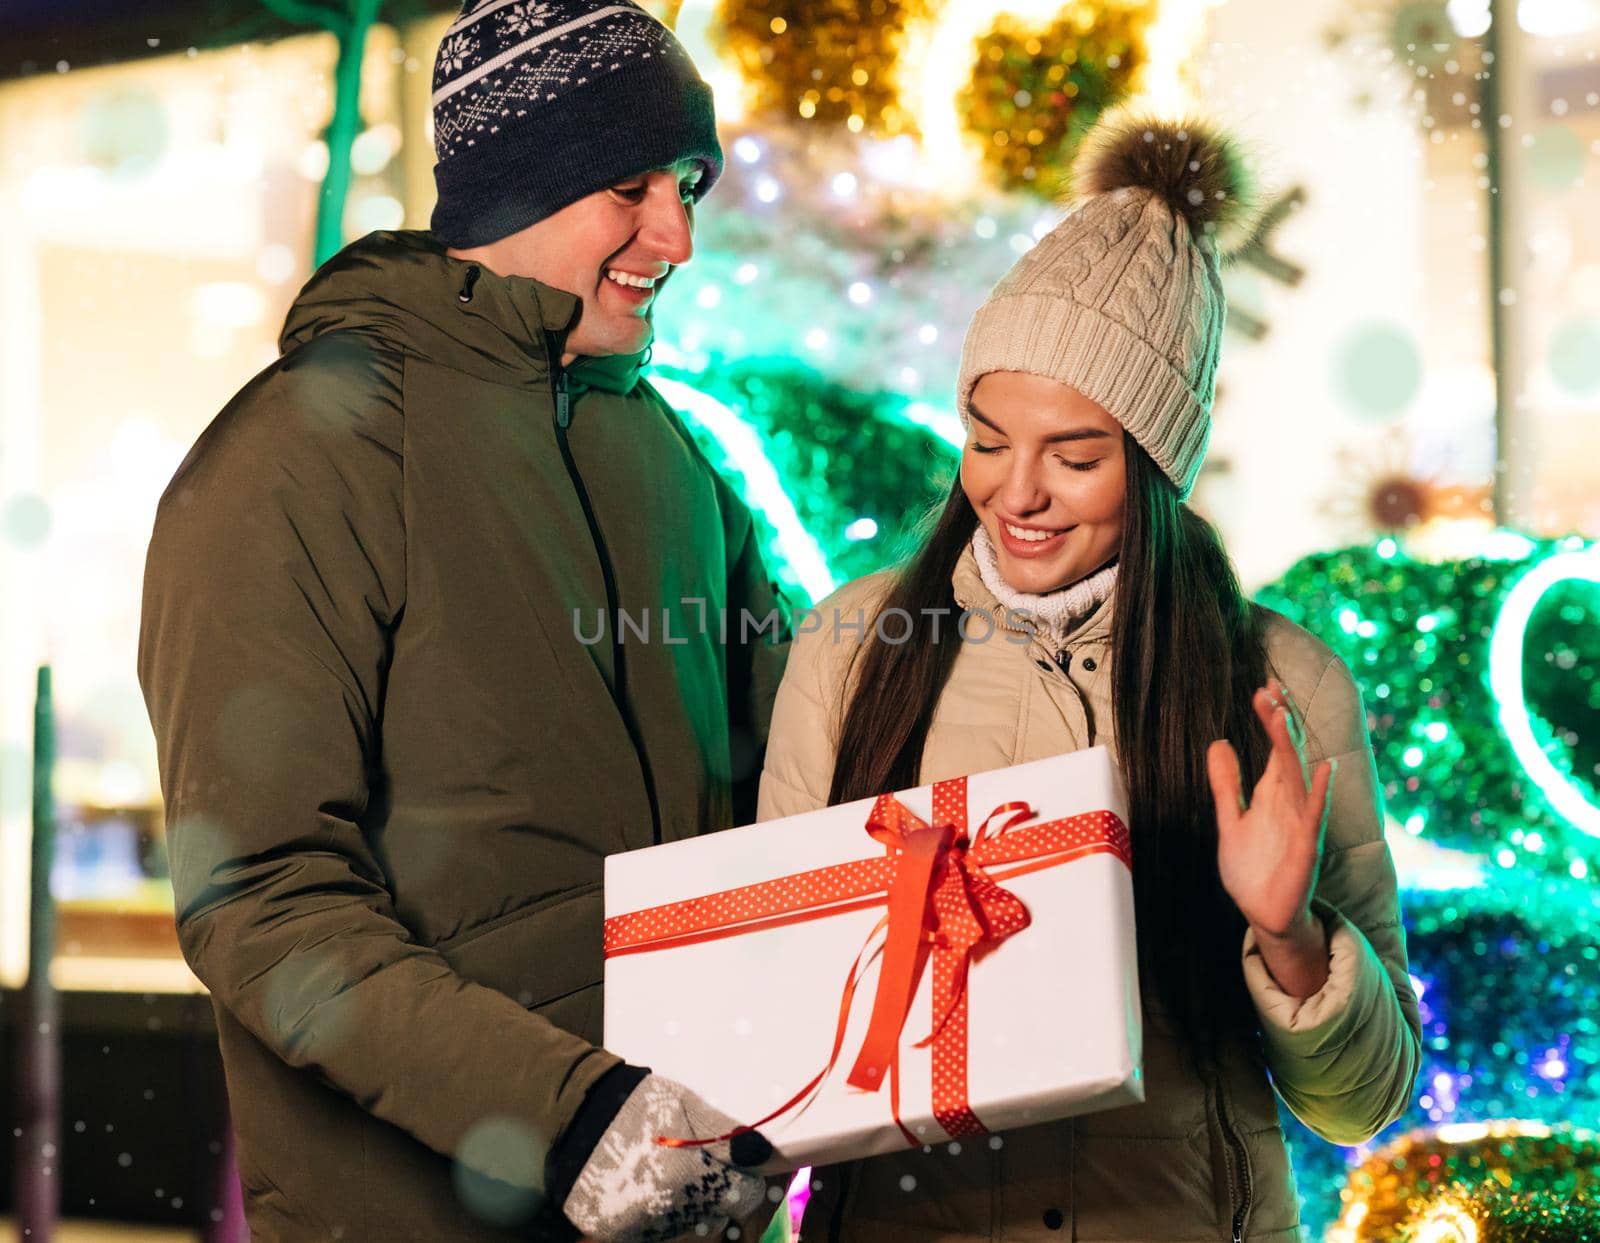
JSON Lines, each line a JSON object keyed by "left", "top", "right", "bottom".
{"left": 138, "top": 2, "right": 786, "bottom": 1239}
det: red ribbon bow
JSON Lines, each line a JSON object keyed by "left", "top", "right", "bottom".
{"left": 847, "top": 782, "right": 1037, "bottom": 1138}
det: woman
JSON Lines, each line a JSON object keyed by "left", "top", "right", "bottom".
{"left": 758, "top": 115, "right": 1421, "bottom": 1242}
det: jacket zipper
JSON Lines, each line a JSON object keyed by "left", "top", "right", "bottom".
{"left": 547, "top": 345, "right": 664, "bottom": 846}
{"left": 1215, "top": 1074, "right": 1252, "bottom": 1243}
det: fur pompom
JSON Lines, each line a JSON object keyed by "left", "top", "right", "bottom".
{"left": 1071, "top": 112, "right": 1254, "bottom": 233}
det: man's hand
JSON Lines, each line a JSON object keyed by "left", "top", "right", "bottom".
{"left": 562, "top": 1073, "right": 772, "bottom": 1242}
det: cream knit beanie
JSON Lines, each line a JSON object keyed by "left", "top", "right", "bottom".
{"left": 957, "top": 114, "right": 1253, "bottom": 500}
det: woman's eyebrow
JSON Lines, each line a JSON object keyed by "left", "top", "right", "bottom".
{"left": 968, "top": 402, "right": 1111, "bottom": 443}
{"left": 968, "top": 403, "right": 1004, "bottom": 432}
{"left": 1041, "top": 428, "right": 1113, "bottom": 444}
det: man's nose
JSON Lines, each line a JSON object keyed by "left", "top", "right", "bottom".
{"left": 640, "top": 187, "right": 694, "bottom": 267}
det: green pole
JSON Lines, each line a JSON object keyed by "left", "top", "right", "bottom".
{"left": 16, "top": 665, "right": 60, "bottom": 1239}
{"left": 314, "top": 0, "right": 384, "bottom": 267}
{"left": 260, "top": 0, "right": 385, "bottom": 269}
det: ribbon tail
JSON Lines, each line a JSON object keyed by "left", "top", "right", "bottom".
{"left": 846, "top": 824, "right": 951, "bottom": 1092}
{"left": 971, "top": 801, "right": 1035, "bottom": 847}
{"left": 656, "top": 912, "right": 892, "bottom": 1150}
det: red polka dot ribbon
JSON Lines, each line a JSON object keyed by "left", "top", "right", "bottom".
{"left": 604, "top": 777, "right": 1130, "bottom": 1149}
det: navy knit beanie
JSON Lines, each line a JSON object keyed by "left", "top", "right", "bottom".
{"left": 430, "top": 0, "right": 724, "bottom": 247}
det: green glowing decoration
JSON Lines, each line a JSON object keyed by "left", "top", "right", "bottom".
{"left": 655, "top": 360, "right": 955, "bottom": 604}
{"left": 652, "top": 374, "right": 838, "bottom": 603}
{"left": 1255, "top": 536, "right": 1599, "bottom": 875}
{"left": 1490, "top": 549, "right": 1600, "bottom": 839}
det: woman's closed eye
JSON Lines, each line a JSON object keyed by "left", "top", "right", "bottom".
{"left": 970, "top": 441, "right": 1099, "bottom": 472}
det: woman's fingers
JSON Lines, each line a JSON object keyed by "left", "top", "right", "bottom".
{"left": 1307, "top": 758, "right": 1335, "bottom": 834}
{"left": 1207, "top": 737, "right": 1245, "bottom": 830}
{"left": 1276, "top": 680, "right": 1309, "bottom": 756}
{"left": 1252, "top": 685, "right": 1278, "bottom": 731}
{"left": 1255, "top": 682, "right": 1313, "bottom": 794}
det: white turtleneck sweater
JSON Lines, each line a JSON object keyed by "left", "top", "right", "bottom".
{"left": 970, "top": 526, "right": 1119, "bottom": 650}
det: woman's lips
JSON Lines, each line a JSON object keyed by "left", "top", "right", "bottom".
{"left": 996, "top": 519, "right": 1074, "bottom": 558}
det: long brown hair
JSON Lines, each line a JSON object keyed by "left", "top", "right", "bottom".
{"left": 828, "top": 435, "right": 1271, "bottom": 1063}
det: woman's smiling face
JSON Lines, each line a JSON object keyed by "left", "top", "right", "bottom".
{"left": 960, "top": 370, "right": 1127, "bottom": 595}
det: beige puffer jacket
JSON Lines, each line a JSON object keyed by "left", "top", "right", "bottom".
{"left": 757, "top": 547, "right": 1421, "bottom": 1243}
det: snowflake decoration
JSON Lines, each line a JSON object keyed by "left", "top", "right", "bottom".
{"left": 499, "top": 2, "right": 555, "bottom": 38}
{"left": 438, "top": 32, "right": 478, "bottom": 74}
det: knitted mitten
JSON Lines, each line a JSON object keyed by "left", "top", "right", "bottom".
{"left": 562, "top": 1073, "right": 772, "bottom": 1242}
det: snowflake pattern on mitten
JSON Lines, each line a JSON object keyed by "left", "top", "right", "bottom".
{"left": 563, "top": 1075, "right": 769, "bottom": 1243}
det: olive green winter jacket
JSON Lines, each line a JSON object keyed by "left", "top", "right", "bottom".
{"left": 758, "top": 549, "right": 1421, "bottom": 1242}
{"left": 138, "top": 230, "right": 787, "bottom": 1242}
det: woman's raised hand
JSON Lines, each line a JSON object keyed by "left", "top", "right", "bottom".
{"left": 1207, "top": 680, "right": 1336, "bottom": 997}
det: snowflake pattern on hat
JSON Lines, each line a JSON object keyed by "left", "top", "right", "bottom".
{"left": 432, "top": 0, "right": 679, "bottom": 160}
{"left": 498, "top": 2, "right": 556, "bottom": 36}
{"left": 428, "top": 0, "right": 722, "bottom": 245}
{"left": 436, "top": 30, "right": 479, "bottom": 75}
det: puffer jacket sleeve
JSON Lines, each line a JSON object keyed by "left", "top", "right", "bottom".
{"left": 757, "top": 600, "right": 842, "bottom": 820}
{"left": 138, "top": 338, "right": 617, "bottom": 1193}
{"left": 1241, "top": 648, "right": 1422, "bottom": 1145}
{"left": 718, "top": 488, "right": 791, "bottom": 827}
{"left": 757, "top": 577, "right": 889, "bottom": 820}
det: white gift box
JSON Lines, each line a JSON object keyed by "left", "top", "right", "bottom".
{"left": 603, "top": 747, "right": 1143, "bottom": 1169}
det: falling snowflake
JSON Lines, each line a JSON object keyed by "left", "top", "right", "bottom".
{"left": 499, "top": 3, "right": 555, "bottom": 38}
{"left": 438, "top": 32, "right": 478, "bottom": 74}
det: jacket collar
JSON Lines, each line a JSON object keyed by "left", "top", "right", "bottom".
{"left": 278, "top": 230, "right": 648, "bottom": 394}
{"left": 951, "top": 544, "right": 1116, "bottom": 648}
